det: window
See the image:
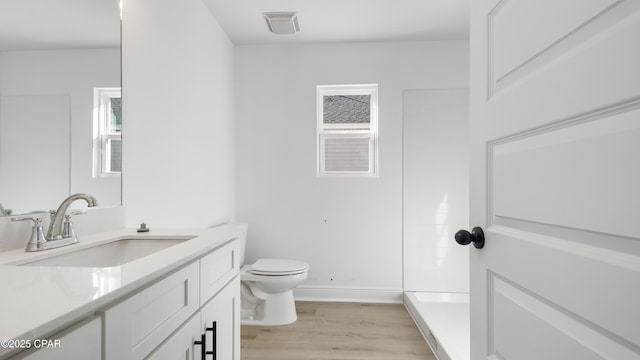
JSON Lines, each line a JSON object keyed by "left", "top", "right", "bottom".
{"left": 93, "top": 88, "right": 122, "bottom": 177}
{"left": 317, "top": 84, "right": 378, "bottom": 177}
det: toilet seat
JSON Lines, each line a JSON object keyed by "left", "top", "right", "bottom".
{"left": 249, "top": 259, "right": 309, "bottom": 276}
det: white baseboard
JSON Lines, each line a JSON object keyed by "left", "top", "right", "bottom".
{"left": 293, "top": 286, "right": 403, "bottom": 303}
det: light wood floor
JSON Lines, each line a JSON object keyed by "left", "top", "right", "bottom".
{"left": 241, "top": 302, "right": 436, "bottom": 360}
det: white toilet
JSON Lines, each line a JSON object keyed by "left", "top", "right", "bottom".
{"left": 237, "top": 224, "right": 309, "bottom": 326}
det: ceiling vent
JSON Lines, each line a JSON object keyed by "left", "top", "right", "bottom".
{"left": 263, "top": 12, "right": 300, "bottom": 35}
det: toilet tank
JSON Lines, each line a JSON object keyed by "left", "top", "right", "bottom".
{"left": 236, "top": 223, "right": 248, "bottom": 266}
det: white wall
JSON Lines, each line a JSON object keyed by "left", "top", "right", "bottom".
{"left": 122, "top": 0, "right": 235, "bottom": 228}
{"left": 235, "top": 41, "right": 469, "bottom": 301}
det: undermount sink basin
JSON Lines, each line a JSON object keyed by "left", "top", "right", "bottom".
{"left": 20, "top": 238, "right": 192, "bottom": 267}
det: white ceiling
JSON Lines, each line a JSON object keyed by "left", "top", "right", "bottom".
{"left": 0, "top": 0, "right": 120, "bottom": 51}
{"left": 204, "top": 0, "right": 470, "bottom": 44}
{"left": 0, "top": 0, "right": 468, "bottom": 52}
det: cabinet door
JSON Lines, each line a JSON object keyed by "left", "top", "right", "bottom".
{"left": 201, "top": 277, "right": 240, "bottom": 360}
{"left": 14, "top": 317, "right": 101, "bottom": 360}
{"left": 146, "top": 313, "right": 202, "bottom": 360}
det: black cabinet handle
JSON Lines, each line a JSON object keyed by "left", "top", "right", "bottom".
{"left": 193, "top": 333, "right": 206, "bottom": 360}
{"left": 195, "top": 321, "right": 217, "bottom": 359}
{"left": 455, "top": 227, "right": 485, "bottom": 249}
{"left": 205, "top": 321, "right": 217, "bottom": 359}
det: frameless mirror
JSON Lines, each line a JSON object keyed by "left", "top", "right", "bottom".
{"left": 0, "top": 0, "right": 122, "bottom": 215}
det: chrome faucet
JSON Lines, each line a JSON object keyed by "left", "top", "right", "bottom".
{"left": 12, "top": 194, "right": 98, "bottom": 252}
{"left": 47, "top": 193, "right": 98, "bottom": 240}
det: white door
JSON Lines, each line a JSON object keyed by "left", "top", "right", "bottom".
{"left": 468, "top": 1, "right": 640, "bottom": 359}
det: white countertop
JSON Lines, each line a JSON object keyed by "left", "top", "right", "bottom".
{"left": 0, "top": 223, "right": 238, "bottom": 358}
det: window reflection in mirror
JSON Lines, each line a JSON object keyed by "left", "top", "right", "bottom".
{"left": 94, "top": 87, "right": 122, "bottom": 177}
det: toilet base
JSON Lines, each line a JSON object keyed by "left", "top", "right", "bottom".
{"left": 241, "top": 288, "right": 298, "bottom": 326}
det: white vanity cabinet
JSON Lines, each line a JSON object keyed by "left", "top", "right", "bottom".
{"left": 102, "top": 238, "right": 240, "bottom": 360}
{"left": 0, "top": 226, "right": 242, "bottom": 360}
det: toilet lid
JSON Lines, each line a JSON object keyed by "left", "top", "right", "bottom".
{"left": 250, "top": 259, "right": 309, "bottom": 275}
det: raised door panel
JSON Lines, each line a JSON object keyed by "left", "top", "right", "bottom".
{"left": 490, "top": 0, "right": 618, "bottom": 88}
{"left": 490, "top": 109, "right": 640, "bottom": 239}
{"left": 483, "top": 230, "right": 640, "bottom": 359}
{"left": 200, "top": 239, "right": 239, "bottom": 305}
{"left": 486, "top": 0, "right": 640, "bottom": 115}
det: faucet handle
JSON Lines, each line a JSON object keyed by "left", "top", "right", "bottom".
{"left": 12, "top": 214, "right": 47, "bottom": 252}
{"left": 12, "top": 213, "right": 45, "bottom": 224}
{"left": 61, "top": 210, "right": 86, "bottom": 239}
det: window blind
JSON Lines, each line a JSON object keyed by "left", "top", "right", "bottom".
{"left": 323, "top": 136, "right": 371, "bottom": 172}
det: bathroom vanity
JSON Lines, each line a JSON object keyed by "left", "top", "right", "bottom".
{"left": 0, "top": 223, "right": 241, "bottom": 360}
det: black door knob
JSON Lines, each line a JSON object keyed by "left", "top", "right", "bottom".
{"left": 455, "top": 227, "right": 485, "bottom": 249}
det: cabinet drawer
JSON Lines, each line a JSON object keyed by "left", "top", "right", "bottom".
{"left": 200, "top": 239, "right": 239, "bottom": 305}
{"left": 102, "top": 261, "right": 199, "bottom": 360}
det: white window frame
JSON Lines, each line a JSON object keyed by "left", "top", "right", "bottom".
{"left": 317, "top": 84, "right": 378, "bottom": 177}
{"left": 93, "top": 87, "right": 122, "bottom": 178}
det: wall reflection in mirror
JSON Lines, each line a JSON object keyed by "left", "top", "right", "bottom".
{"left": 0, "top": 0, "right": 122, "bottom": 215}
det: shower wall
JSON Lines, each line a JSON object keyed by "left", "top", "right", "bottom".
{"left": 403, "top": 89, "right": 470, "bottom": 293}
